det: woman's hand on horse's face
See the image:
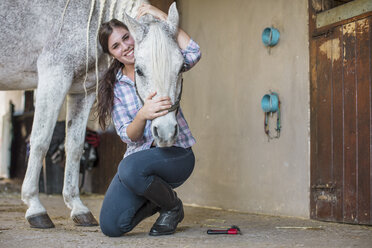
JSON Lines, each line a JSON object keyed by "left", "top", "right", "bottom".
{"left": 136, "top": 3, "right": 167, "bottom": 21}
{"left": 138, "top": 91, "right": 172, "bottom": 121}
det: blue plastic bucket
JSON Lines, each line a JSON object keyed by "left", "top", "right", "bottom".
{"left": 262, "top": 27, "right": 280, "bottom": 47}
{"left": 261, "top": 93, "right": 279, "bottom": 113}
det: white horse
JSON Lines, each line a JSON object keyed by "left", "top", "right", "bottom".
{"left": 0, "top": 0, "right": 183, "bottom": 229}
{"left": 124, "top": 5, "right": 183, "bottom": 147}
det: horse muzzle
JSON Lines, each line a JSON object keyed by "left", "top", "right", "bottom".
{"left": 151, "top": 115, "right": 179, "bottom": 147}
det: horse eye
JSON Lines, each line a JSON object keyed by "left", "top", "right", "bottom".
{"left": 136, "top": 68, "right": 144, "bottom": 77}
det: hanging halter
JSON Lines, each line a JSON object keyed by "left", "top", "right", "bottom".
{"left": 261, "top": 92, "right": 281, "bottom": 140}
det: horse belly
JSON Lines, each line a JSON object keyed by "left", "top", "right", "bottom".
{"left": 0, "top": 69, "right": 38, "bottom": 91}
{"left": 0, "top": 50, "right": 39, "bottom": 91}
{"left": 0, "top": 0, "right": 65, "bottom": 91}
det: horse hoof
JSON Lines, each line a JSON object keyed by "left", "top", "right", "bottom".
{"left": 72, "top": 212, "right": 98, "bottom": 226}
{"left": 27, "top": 213, "right": 55, "bottom": 228}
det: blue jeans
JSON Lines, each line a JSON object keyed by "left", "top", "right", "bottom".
{"left": 99, "top": 146, "right": 195, "bottom": 237}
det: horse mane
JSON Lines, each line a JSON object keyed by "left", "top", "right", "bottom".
{"left": 148, "top": 22, "right": 173, "bottom": 95}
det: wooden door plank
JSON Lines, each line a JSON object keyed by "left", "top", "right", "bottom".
{"left": 315, "top": 35, "right": 333, "bottom": 220}
{"left": 342, "top": 22, "right": 358, "bottom": 223}
{"left": 356, "top": 17, "right": 371, "bottom": 225}
{"left": 370, "top": 15, "right": 372, "bottom": 226}
{"left": 331, "top": 26, "right": 345, "bottom": 222}
{"left": 310, "top": 37, "right": 319, "bottom": 220}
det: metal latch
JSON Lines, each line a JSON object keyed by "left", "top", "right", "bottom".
{"left": 311, "top": 183, "right": 336, "bottom": 191}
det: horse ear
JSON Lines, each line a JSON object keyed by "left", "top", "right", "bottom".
{"left": 166, "top": 2, "right": 179, "bottom": 36}
{"left": 123, "top": 13, "right": 146, "bottom": 42}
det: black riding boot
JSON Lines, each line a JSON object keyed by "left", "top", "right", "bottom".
{"left": 128, "top": 200, "right": 160, "bottom": 233}
{"left": 143, "top": 177, "right": 184, "bottom": 236}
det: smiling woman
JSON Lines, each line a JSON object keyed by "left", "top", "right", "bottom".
{"left": 108, "top": 27, "right": 135, "bottom": 67}
{"left": 95, "top": 3, "right": 201, "bottom": 237}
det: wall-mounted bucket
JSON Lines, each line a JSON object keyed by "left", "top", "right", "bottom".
{"left": 261, "top": 92, "right": 281, "bottom": 140}
{"left": 261, "top": 93, "right": 279, "bottom": 113}
{"left": 262, "top": 27, "right": 280, "bottom": 47}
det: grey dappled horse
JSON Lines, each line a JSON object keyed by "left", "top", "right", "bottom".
{"left": 123, "top": 5, "right": 183, "bottom": 147}
{"left": 0, "top": 0, "right": 183, "bottom": 228}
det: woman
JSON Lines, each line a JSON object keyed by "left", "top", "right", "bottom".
{"left": 97, "top": 4, "right": 201, "bottom": 237}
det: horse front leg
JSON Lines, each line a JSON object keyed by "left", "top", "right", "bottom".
{"left": 21, "top": 64, "right": 72, "bottom": 228}
{"left": 63, "top": 90, "right": 98, "bottom": 226}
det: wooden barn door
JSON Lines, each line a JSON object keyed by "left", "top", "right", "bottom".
{"left": 310, "top": 2, "right": 372, "bottom": 225}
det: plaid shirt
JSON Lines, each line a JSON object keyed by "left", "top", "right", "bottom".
{"left": 112, "top": 39, "right": 201, "bottom": 157}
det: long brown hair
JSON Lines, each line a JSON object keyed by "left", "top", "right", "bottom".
{"left": 96, "top": 19, "right": 128, "bottom": 130}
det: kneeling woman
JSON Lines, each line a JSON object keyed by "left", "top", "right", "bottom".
{"left": 96, "top": 4, "right": 201, "bottom": 237}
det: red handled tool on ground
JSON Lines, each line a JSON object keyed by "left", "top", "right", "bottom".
{"left": 207, "top": 225, "right": 241, "bottom": 235}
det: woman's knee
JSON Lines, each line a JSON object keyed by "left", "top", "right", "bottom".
{"left": 100, "top": 222, "right": 132, "bottom": 237}
{"left": 170, "top": 149, "right": 195, "bottom": 186}
{"left": 100, "top": 221, "right": 123, "bottom": 237}
{"left": 100, "top": 207, "right": 135, "bottom": 237}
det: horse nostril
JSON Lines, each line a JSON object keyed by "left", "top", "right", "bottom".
{"left": 153, "top": 126, "right": 159, "bottom": 138}
{"left": 173, "top": 125, "right": 178, "bottom": 138}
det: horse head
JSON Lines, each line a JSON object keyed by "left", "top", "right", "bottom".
{"left": 123, "top": 3, "right": 183, "bottom": 147}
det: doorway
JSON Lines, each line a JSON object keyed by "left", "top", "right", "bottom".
{"left": 309, "top": 0, "right": 372, "bottom": 225}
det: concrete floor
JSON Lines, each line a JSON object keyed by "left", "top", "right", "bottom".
{"left": 0, "top": 180, "right": 371, "bottom": 248}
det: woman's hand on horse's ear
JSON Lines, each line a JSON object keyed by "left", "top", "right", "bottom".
{"left": 136, "top": 3, "right": 167, "bottom": 21}
{"left": 138, "top": 92, "right": 172, "bottom": 121}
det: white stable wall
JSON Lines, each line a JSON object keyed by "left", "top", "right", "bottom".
{"left": 0, "top": 91, "right": 24, "bottom": 178}
{"left": 177, "top": 0, "right": 310, "bottom": 217}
